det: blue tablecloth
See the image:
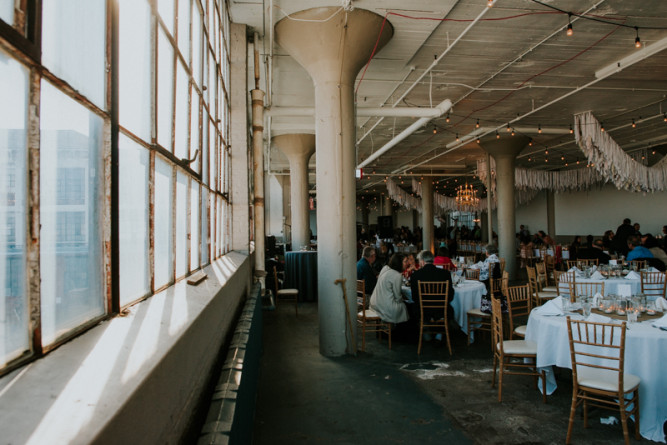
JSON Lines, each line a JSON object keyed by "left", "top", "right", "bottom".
{"left": 284, "top": 251, "right": 318, "bottom": 301}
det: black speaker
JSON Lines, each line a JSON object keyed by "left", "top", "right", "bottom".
{"left": 377, "top": 216, "right": 393, "bottom": 238}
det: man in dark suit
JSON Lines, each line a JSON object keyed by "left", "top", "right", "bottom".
{"left": 410, "top": 250, "right": 453, "bottom": 323}
{"left": 577, "top": 239, "right": 611, "bottom": 265}
{"left": 613, "top": 218, "right": 635, "bottom": 256}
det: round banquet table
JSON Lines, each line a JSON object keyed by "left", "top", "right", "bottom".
{"left": 525, "top": 310, "right": 667, "bottom": 442}
{"left": 284, "top": 251, "right": 318, "bottom": 301}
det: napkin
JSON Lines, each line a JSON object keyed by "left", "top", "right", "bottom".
{"left": 655, "top": 297, "right": 667, "bottom": 311}
{"left": 592, "top": 292, "right": 603, "bottom": 306}
{"left": 625, "top": 271, "right": 640, "bottom": 280}
{"left": 649, "top": 267, "right": 660, "bottom": 272}
{"left": 590, "top": 271, "right": 605, "bottom": 280}
{"left": 568, "top": 266, "right": 581, "bottom": 273}
{"left": 534, "top": 296, "right": 565, "bottom": 316}
{"left": 651, "top": 314, "right": 667, "bottom": 328}
{"left": 586, "top": 313, "right": 611, "bottom": 323}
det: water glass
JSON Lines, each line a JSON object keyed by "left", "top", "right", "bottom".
{"left": 582, "top": 300, "right": 592, "bottom": 317}
{"left": 616, "top": 299, "right": 627, "bottom": 316}
{"left": 627, "top": 309, "right": 638, "bottom": 323}
{"left": 646, "top": 301, "right": 657, "bottom": 315}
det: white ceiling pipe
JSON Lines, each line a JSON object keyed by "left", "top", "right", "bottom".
{"left": 596, "top": 35, "right": 667, "bottom": 79}
{"left": 267, "top": 106, "right": 447, "bottom": 118}
{"left": 357, "top": 99, "right": 452, "bottom": 169}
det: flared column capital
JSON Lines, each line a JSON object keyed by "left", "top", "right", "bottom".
{"left": 480, "top": 135, "right": 530, "bottom": 160}
{"left": 273, "top": 133, "right": 316, "bottom": 163}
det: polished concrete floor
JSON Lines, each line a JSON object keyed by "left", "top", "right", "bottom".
{"left": 252, "top": 302, "right": 656, "bottom": 444}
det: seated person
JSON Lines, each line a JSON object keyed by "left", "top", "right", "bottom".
{"left": 410, "top": 250, "right": 453, "bottom": 322}
{"left": 479, "top": 245, "right": 505, "bottom": 313}
{"left": 369, "top": 254, "right": 409, "bottom": 324}
{"left": 402, "top": 252, "right": 419, "bottom": 281}
{"left": 642, "top": 234, "right": 667, "bottom": 266}
{"left": 433, "top": 246, "right": 457, "bottom": 270}
{"left": 626, "top": 235, "right": 653, "bottom": 261}
{"left": 356, "top": 246, "right": 378, "bottom": 295}
{"left": 577, "top": 239, "right": 611, "bottom": 265}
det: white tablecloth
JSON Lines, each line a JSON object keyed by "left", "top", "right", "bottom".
{"left": 525, "top": 311, "right": 667, "bottom": 442}
{"left": 451, "top": 280, "right": 487, "bottom": 334}
{"left": 401, "top": 280, "right": 487, "bottom": 334}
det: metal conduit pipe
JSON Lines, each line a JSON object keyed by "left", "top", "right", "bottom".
{"left": 356, "top": 99, "right": 452, "bottom": 169}
{"left": 267, "top": 105, "right": 449, "bottom": 118}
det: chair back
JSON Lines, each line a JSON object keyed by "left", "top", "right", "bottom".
{"left": 567, "top": 259, "right": 598, "bottom": 269}
{"left": 641, "top": 271, "right": 667, "bottom": 299}
{"left": 499, "top": 258, "right": 506, "bottom": 275}
{"left": 418, "top": 281, "right": 450, "bottom": 319}
{"left": 491, "top": 296, "right": 504, "bottom": 355}
{"left": 557, "top": 270, "right": 575, "bottom": 300}
{"left": 464, "top": 268, "right": 480, "bottom": 280}
{"left": 535, "top": 261, "right": 547, "bottom": 284}
{"left": 568, "top": 281, "right": 605, "bottom": 300}
{"left": 356, "top": 279, "right": 368, "bottom": 314}
{"left": 441, "top": 262, "right": 456, "bottom": 271}
{"left": 566, "top": 317, "right": 628, "bottom": 391}
{"left": 628, "top": 259, "right": 647, "bottom": 271}
{"left": 507, "top": 284, "right": 531, "bottom": 331}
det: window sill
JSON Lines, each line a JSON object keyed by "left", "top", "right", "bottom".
{"left": 0, "top": 251, "right": 252, "bottom": 445}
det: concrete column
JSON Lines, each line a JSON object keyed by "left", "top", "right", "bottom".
{"left": 546, "top": 190, "right": 556, "bottom": 243}
{"left": 486, "top": 153, "right": 494, "bottom": 244}
{"left": 422, "top": 180, "right": 434, "bottom": 254}
{"left": 276, "top": 8, "right": 393, "bottom": 356}
{"left": 230, "top": 24, "right": 250, "bottom": 253}
{"left": 273, "top": 134, "right": 316, "bottom": 251}
{"left": 480, "top": 135, "right": 530, "bottom": 279}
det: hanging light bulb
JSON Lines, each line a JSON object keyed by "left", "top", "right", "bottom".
{"left": 433, "top": 126, "right": 437, "bottom": 134}
{"left": 632, "top": 119, "right": 636, "bottom": 128}
{"left": 476, "top": 138, "right": 481, "bottom": 144}
{"left": 545, "top": 149, "right": 549, "bottom": 155}
{"left": 663, "top": 113, "right": 667, "bottom": 123}
{"left": 506, "top": 123, "right": 511, "bottom": 132}
{"left": 511, "top": 129, "right": 515, "bottom": 136}
{"left": 635, "top": 27, "right": 641, "bottom": 48}
{"left": 569, "top": 124, "right": 573, "bottom": 134}
{"left": 600, "top": 122, "right": 605, "bottom": 132}
{"left": 538, "top": 124, "right": 542, "bottom": 134}
{"left": 566, "top": 14, "right": 573, "bottom": 36}
{"left": 456, "top": 133, "right": 460, "bottom": 142}
{"left": 445, "top": 113, "right": 450, "bottom": 123}
{"left": 487, "top": 0, "right": 494, "bottom": 7}
{"left": 496, "top": 131, "right": 500, "bottom": 139}
{"left": 476, "top": 118, "right": 480, "bottom": 128}
{"left": 529, "top": 139, "right": 533, "bottom": 146}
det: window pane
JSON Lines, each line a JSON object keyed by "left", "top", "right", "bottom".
{"left": 119, "top": 134, "right": 149, "bottom": 305}
{"left": 177, "top": 0, "right": 190, "bottom": 65}
{"left": 192, "top": 2, "right": 203, "bottom": 87}
{"left": 154, "top": 156, "right": 173, "bottom": 288}
{"left": 209, "top": 119, "right": 215, "bottom": 190}
{"left": 42, "top": 0, "right": 106, "bottom": 109}
{"left": 119, "top": 0, "right": 152, "bottom": 141}
{"left": 0, "top": 50, "right": 28, "bottom": 365}
{"left": 217, "top": 195, "right": 223, "bottom": 256}
{"left": 40, "top": 80, "right": 105, "bottom": 345}
{"left": 157, "top": 0, "right": 175, "bottom": 35}
{"left": 0, "top": 0, "right": 13, "bottom": 24}
{"left": 175, "top": 171, "right": 187, "bottom": 277}
{"left": 157, "top": 28, "right": 174, "bottom": 152}
{"left": 190, "top": 93, "right": 200, "bottom": 173}
{"left": 201, "top": 188, "right": 208, "bottom": 265}
{"left": 201, "top": 110, "right": 208, "bottom": 185}
{"left": 174, "top": 61, "right": 189, "bottom": 160}
{"left": 190, "top": 182, "right": 199, "bottom": 271}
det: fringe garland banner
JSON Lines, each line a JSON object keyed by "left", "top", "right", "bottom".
{"left": 574, "top": 111, "right": 667, "bottom": 192}
{"left": 386, "top": 178, "right": 422, "bottom": 212}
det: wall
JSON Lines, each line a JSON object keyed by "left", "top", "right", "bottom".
{"left": 515, "top": 185, "right": 667, "bottom": 238}
{"left": 266, "top": 174, "right": 285, "bottom": 239}
{"left": 0, "top": 253, "right": 252, "bottom": 445}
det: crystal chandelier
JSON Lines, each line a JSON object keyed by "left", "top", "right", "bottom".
{"left": 455, "top": 183, "right": 479, "bottom": 212}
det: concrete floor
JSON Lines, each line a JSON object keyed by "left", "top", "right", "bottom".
{"left": 253, "top": 302, "right": 658, "bottom": 444}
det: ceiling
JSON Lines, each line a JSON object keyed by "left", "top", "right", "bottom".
{"left": 229, "top": 0, "right": 667, "bottom": 199}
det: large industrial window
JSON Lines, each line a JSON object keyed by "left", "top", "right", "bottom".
{"left": 0, "top": 0, "right": 232, "bottom": 374}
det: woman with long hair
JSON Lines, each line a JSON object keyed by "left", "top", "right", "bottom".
{"left": 369, "top": 253, "right": 409, "bottom": 324}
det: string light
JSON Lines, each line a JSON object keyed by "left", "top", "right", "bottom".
{"left": 506, "top": 123, "right": 511, "bottom": 132}
{"left": 569, "top": 124, "right": 573, "bottom": 134}
{"left": 511, "top": 129, "right": 515, "bottom": 136}
{"left": 663, "top": 113, "right": 667, "bottom": 123}
{"left": 456, "top": 133, "right": 460, "bottom": 142}
{"left": 566, "top": 14, "right": 573, "bottom": 37}
{"left": 635, "top": 27, "right": 641, "bottom": 48}
{"left": 496, "top": 131, "right": 500, "bottom": 139}
{"left": 545, "top": 149, "right": 549, "bottom": 155}
{"left": 445, "top": 113, "right": 450, "bottom": 123}
{"left": 476, "top": 137, "right": 481, "bottom": 144}
{"left": 600, "top": 122, "right": 605, "bottom": 132}
{"left": 433, "top": 126, "right": 437, "bottom": 134}
{"left": 538, "top": 124, "right": 542, "bottom": 134}
{"left": 632, "top": 119, "right": 636, "bottom": 128}
{"left": 487, "top": 0, "right": 493, "bottom": 7}
{"left": 476, "top": 118, "right": 480, "bottom": 128}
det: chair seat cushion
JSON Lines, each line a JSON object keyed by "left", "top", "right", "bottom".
{"left": 498, "top": 339, "right": 537, "bottom": 355}
{"left": 513, "top": 325, "right": 527, "bottom": 337}
{"left": 467, "top": 308, "right": 491, "bottom": 317}
{"left": 359, "top": 308, "right": 381, "bottom": 319}
{"left": 537, "top": 291, "right": 557, "bottom": 299}
{"left": 542, "top": 286, "right": 557, "bottom": 292}
{"left": 577, "top": 367, "right": 641, "bottom": 393}
{"left": 277, "top": 289, "right": 298, "bottom": 296}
